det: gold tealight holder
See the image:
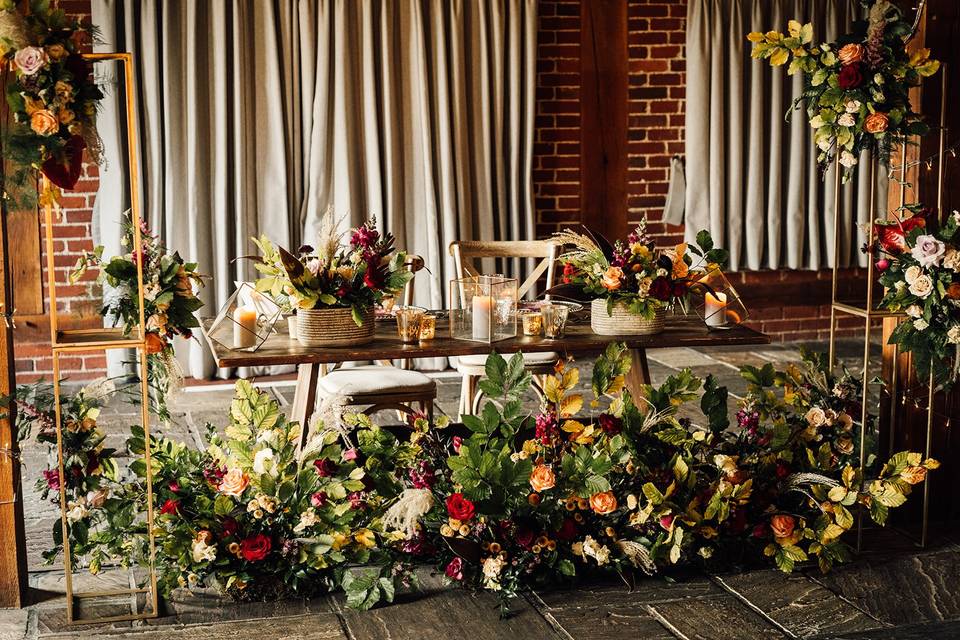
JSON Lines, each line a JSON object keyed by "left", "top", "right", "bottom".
{"left": 520, "top": 311, "right": 543, "bottom": 337}
{"left": 396, "top": 306, "right": 426, "bottom": 344}
{"left": 542, "top": 303, "right": 569, "bottom": 339}
{"left": 419, "top": 314, "right": 436, "bottom": 341}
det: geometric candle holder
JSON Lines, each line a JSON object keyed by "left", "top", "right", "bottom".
{"left": 449, "top": 275, "right": 518, "bottom": 343}
{"left": 206, "top": 282, "right": 283, "bottom": 352}
{"left": 691, "top": 266, "right": 749, "bottom": 330}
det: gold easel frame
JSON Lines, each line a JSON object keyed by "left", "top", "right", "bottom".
{"left": 826, "top": 65, "right": 949, "bottom": 551}
{"left": 45, "top": 52, "right": 158, "bottom": 625}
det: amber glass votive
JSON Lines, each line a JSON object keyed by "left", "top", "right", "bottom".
{"left": 419, "top": 314, "right": 436, "bottom": 341}
{"left": 520, "top": 311, "right": 543, "bottom": 337}
{"left": 541, "top": 304, "right": 569, "bottom": 339}
{"left": 396, "top": 306, "right": 425, "bottom": 344}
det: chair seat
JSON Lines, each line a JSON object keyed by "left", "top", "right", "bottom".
{"left": 317, "top": 365, "right": 437, "bottom": 398}
{"left": 457, "top": 351, "right": 559, "bottom": 368}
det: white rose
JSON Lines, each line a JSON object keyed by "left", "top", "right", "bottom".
{"left": 943, "top": 248, "right": 960, "bottom": 272}
{"left": 908, "top": 274, "right": 934, "bottom": 298}
{"left": 904, "top": 265, "right": 923, "bottom": 285}
{"left": 910, "top": 234, "right": 946, "bottom": 268}
{"left": 817, "top": 138, "right": 833, "bottom": 152}
{"left": 948, "top": 325, "right": 960, "bottom": 344}
{"left": 66, "top": 500, "right": 89, "bottom": 523}
{"left": 293, "top": 508, "right": 319, "bottom": 533}
{"left": 252, "top": 448, "right": 275, "bottom": 475}
{"left": 191, "top": 539, "right": 217, "bottom": 563}
{"left": 874, "top": 73, "right": 884, "bottom": 84}
{"left": 905, "top": 304, "right": 923, "bottom": 318}
{"left": 913, "top": 319, "right": 929, "bottom": 331}
{"left": 837, "top": 113, "right": 856, "bottom": 127}
{"left": 804, "top": 407, "right": 828, "bottom": 427}
{"left": 845, "top": 100, "right": 861, "bottom": 113}
{"left": 305, "top": 258, "right": 321, "bottom": 276}
{"left": 839, "top": 151, "right": 858, "bottom": 168}
{"left": 13, "top": 46, "right": 47, "bottom": 75}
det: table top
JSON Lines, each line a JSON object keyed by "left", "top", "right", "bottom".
{"left": 200, "top": 313, "right": 770, "bottom": 368}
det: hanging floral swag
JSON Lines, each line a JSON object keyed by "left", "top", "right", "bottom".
{"left": 70, "top": 216, "right": 205, "bottom": 422}
{"left": 748, "top": 0, "right": 939, "bottom": 181}
{"left": 0, "top": 0, "right": 105, "bottom": 207}
{"left": 13, "top": 344, "right": 936, "bottom": 613}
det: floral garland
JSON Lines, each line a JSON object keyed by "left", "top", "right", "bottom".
{"left": 749, "top": 0, "right": 939, "bottom": 181}
{"left": 548, "top": 219, "right": 728, "bottom": 319}
{"left": 874, "top": 208, "right": 960, "bottom": 384}
{"left": 254, "top": 208, "right": 413, "bottom": 326}
{"left": 71, "top": 217, "right": 205, "bottom": 421}
{"left": 0, "top": 0, "right": 104, "bottom": 206}
{"left": 15, "top": 347, "right": 935, "bottom": 613}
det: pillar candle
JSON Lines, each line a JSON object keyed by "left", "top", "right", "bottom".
{"left": 472, "top": 294, "right": 493, "bottom": 341}
{"left": 704, "top": 292, "right": 728, "bottom": 327}
{"left": 234, "top": 306, "right": 258, "bottom": 348}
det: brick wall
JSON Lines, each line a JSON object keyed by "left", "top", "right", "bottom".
{"left": 533, "top": 0, "right": 862, "bottom": 342}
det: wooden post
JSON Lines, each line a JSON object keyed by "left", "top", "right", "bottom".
{"left": 0, "top": 185, "right": 29, "bottom": 608}
{"left": 580, "top": 0, "right": 629, "bottom": 241}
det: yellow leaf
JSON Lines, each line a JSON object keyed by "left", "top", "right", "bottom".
{"left": 820, "top": 523, "right": 845, "bottom": 543}
{"left": 562, "top": 367, "right": 580, "bottom": 390}
{"left": 800, "top": 23, "right": 813, "bottom": 44}
{"left": 607, "top": 374, "right": 625, "bottom": 396}
{"left": 746, "top": 31, "right": 764, "bottom": 43}
{"left": 827, "top": 486, "right": 848, "bottom": 502}
{"left": 544, "top": 375, "right": 561, "bottom": 404}
{"left": 909, "top": 47, "right": 931, "bottom": 66}
{"left": 561, "top": 419, "right": 585, "bottom": 433}
{"left": 560, "top": 393, "right": 583, "bottom": 418}
{"left": 924, "top": 458, "right": 941, "bottom": 470}
{"left": 765, "top": 30, "right": 783, "bottom": 41}
{"left": 787, "top": 20, "right": 802, "bottom": 38}
{"left": 770, "top": 48, "right": 790, "bottom": 66}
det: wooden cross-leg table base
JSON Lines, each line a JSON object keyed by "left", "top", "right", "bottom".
{"left": 291, "top": 363, "right": 322, "bottom": 439}
{"left": 624, "top": 347, "right": 652, "bottom": 397}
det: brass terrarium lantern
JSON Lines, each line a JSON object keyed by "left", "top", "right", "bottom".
{"left": 207, "top": 283, "right": 283, "bottom": 352}
{"left": 692, "top": 267, "right": 749, "bottom": 330}
{"left": 449, "top": 275, "right": 518, "bottom": 343}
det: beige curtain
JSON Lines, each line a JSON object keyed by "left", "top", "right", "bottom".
{"left": 92, "top": 0, "right": 537, "bottom": 378}
{"left": 685, "top": 0, "right": 887, "bottom": 271}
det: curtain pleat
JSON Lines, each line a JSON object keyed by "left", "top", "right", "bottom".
{"left": 685, "top": 0, "right": 888, "bottom": 271}
{"left": 91, "top": 0, "right": 537, "bottom": 378}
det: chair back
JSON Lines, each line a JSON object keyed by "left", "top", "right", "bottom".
{"left": 448, "top": 240, "right": 560, "bottom": 305}
{"left": 401, "top": 254, "right": 426, "bottom": 306}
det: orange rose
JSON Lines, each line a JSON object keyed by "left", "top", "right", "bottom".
{"left": 144, "top": 332, "right": 167, "bottom": 354}
{"left": 30, "top": 109, "right": 59, "bottom": 136}
{"left": 837, "top": 43, "right": 864, "bottom": 65}
{"left": 770, "top": 514, "right": 796, "bottom": 539}
{"left": 218, "top": 467, "right": 250, "bottom": 497}
{"left": 589, "top": 491, "right": 617, "bottom": 515}
{"left": 600, "top": 266, "right": 623, "bottom": 291}
{"left": 901, "top": 466, "right": 927, "bottom": 485}
{"left": 864, "top": 112, "right": 889, "bottom": 134}
{"left": 529, "top": 465, "right": 556, "bottom": 492}
{"left": 946, "top": 282, "right": 960, "bottom": 300}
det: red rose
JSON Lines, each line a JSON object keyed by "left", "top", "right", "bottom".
{"left": 314, "top": 458, "right": 338, "bottom": 477}
{"left": 445, "top": 493, "right": 475, "bottom": 521}
{"left": 597, "top": 413, "right": 622, "bottom": 435}
{"left": 452, "top": 436, "right": 462, "bottom": 453}
{"left": 444, "top": 557, "right": 464, "bottom": 580}
{"left": 837, "top": 63, "right": 863, "bottom": 89}
{"left": 649, "top": 276, "right": 673, "bottom": 301}
{"left": 671, "top": 281, "right": 689, "bottom": 297}
{"left": 515, "top": 526, "right": 536, "bottom": 549}
{"left": 555, "top": 518, "right": 578, "bottom": 541}
{"left": 240, "top": 533, "right": 272, "bottom": 562}
{"left": 221, "top": 518, "right": 239, "bottom": 538}
{"left": 159, "top": 499, "right": 179, "bottom": 515}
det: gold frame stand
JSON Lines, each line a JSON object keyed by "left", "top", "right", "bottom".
{"left": 45, "top": 52, "right": 158, "bottom": 625}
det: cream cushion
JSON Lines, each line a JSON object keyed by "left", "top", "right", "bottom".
{"left": 316, "top": 365, "right": 436, "bottom": 397}
{"left": 457, "top": 352, "right": 559, "bottom": 368}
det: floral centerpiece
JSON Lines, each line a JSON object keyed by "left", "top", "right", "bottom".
{"left": 549, "top": 219, "right": 728, "bottom": 335}
{"left": 873, "top": 208, "right": 960, "bottom": 385}
{"left": 71, "top": 217, "right": 205, "bottom": 421}
{"left": 0, "top": 0, "right": 105, "bottom": 206}
{"left": 748, "top": 0, "right": 939, "bottom": 181}
{"left": 253, "top": 209, "right": 412, "bottom": 346}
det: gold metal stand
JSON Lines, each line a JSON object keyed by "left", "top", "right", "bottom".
{"left": 46, "top": 53, "right": 158, "bottom": 625}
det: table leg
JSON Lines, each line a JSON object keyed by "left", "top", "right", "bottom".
{"left": 625, "top": 347, "right": 651, "bottom": 398}
{"left": 292, "top": 363, "right": 321, "bottom": 447}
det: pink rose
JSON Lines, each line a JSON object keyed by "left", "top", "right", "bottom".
{"left": 14, "top": 46, "right": 47, "bottom": 75}
{"left": 910, "top": 234, "right": 945, "bottom": 268}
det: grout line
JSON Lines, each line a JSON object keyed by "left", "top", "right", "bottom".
{"left": 710, "top": 574, "right": 798, "bottom": 639}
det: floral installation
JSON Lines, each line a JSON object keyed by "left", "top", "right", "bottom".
{"left": 748, "top": 0, "right": 940, "bottom": 181}
{"left": 548, "top": 218, "right": 729, "bottom": 319}
{"left": 253, "top": 208, "right": 413, "bottom": 326}
{"left": 16, "top": 349, "right": 935, "bottom": 614}
{"left": 0, "top": 0, "right": 104, "bottom": 206}
{"left": 71, "top": 216, "right": 205, "bottom": 421}
{"left": 873, "top": 208, "right": 960, "bottom": 385}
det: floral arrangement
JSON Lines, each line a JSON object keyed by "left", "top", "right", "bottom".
{"left": 71, "top": 217, "right": 205, "bottom": 420}
{"left": 748, "top": 0, "right": 939, "bottom": 180}
{"left": 253, "top": 209, "right": 412, "bottom": 325}
{"left": 0, "top": 0, "right": 104, "bottom": 206}
{"left": 873, "top": 208, "right": 960, "bottom": 384}
{"left": 549, "top": 218, "right": 728, "bottom": 319}
{"left": 16, "top": 347, "right": 935, "bottom": 614}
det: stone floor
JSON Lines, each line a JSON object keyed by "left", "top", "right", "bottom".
{"left": 9, "top": 340, "right": 960, "bottom": 640}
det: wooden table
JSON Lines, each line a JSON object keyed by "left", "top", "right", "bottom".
{"left": 201, "top": 314, "right": 770, "bottom": 428}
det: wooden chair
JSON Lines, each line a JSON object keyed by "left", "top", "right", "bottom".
{"left": 449, "top": 240, "right": 561, "bottom": 417}
{"left": 313, "top": 255, "right": 436, "bottom": 424}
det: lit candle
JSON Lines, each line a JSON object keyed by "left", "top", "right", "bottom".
{"left": 472, "top": 294, "right": 493, "bottom": 341}
{"left": 704, "top": 292, "right": 728, "bottom": 328}
{"left": 419, "top": 314, "right": 436, "bottom": 341}
{"left": 233, "top": 306, "right": 258, "bottom": 348}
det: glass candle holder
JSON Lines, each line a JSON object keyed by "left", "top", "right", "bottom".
{"left": 541, "top": 303, "right": 569, "bottom": 339}
{"left": 449, "top": 275, "right": 518, "bottom": 343}
{"left": 207, "top": 282, "right": 283, "bottom": 352}
{"left": 380, "top": 295, "right": 397, "bottom": 313}
{"left": 520, "top": 311, "right": 543, "bottom": 337}
{"left": 418, "top": 314, "right": 436, "bottom": 341}
{"left": 396, "top": 306, "right": 426, "bottom": 344}
{"left": 692, "top": 267, "right": 749, "bottom": 329}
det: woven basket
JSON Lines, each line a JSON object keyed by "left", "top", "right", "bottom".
{"left": 590, "top": 298, "right": 665, "bottom": 336}
{"left": 296, "top": 307, "right": 375, "bottom": 347}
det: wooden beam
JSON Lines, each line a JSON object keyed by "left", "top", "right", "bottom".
{"left": 580, "top": 0, "right": 629, "bottom": 242}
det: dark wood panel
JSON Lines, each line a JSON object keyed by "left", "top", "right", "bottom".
{"left": 201, "top": 315, "right": 770, "bottom": 369}
{"left": 580, "top": 0, "right": 628, "bottom": 241}
{"left": 7, "top": 208, "right": 43, "bottom": 316}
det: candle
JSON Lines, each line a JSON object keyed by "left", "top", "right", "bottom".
{"left": 521, "top": 312, "right": 543, "bottom": 336}
{"left": 419, "top": 314, "right": 436, "bottom": 341}
{"left": 396, "top": 306, "right": 425, "bottom": 344}
{"left": 704, "top": 292, "right": 728, "bottom": 327}
{"left": 233, "top": 306, "right": 258, "bottom": 348}
{"left": 472, "top": 294, "right": 493, "bottom": 341}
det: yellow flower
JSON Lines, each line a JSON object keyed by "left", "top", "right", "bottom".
{"left": 353, "top": 528, "right": 376, "bottom": 549}
{"left": 331, "top": 532, "right": 350, "bottom": 550}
